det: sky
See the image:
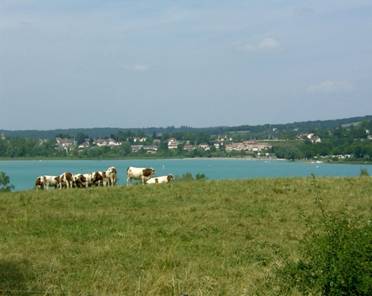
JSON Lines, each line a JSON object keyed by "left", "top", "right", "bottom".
{"left": 1, "top": 0, "right": 372, "bottom": 130}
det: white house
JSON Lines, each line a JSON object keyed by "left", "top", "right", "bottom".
{"left": 198, "top": 144, "right": 210, "bottom": 151}
{"left": 168, "top": 138, "right": 178, "bottom": 150}
{"left": 94, "top": 138, "right": 122, "bottom": 147}
{"left": 56, "top": 137, "right": 76, "bottom": 152}
{"left": 131, "top": 145, "right": 143, "bottom": 153}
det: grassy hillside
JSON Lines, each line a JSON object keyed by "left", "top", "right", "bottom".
{"left": 1, "top": 178, "right": 371, "bottom": 295}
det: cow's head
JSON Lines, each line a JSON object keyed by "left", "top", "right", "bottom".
{"left": 65, "top": 172, "right": 73, "bottom": 180}
{"left": 92, "top": 171, "right": 103, "bottom": 183}
{"left": 143, "top": 168, "right": 155, "bottom": 177}
{"left": 74, "top": 174, "right": 86, "bottom": 187}
{"left": 107, "top": 167, "right": 117, "bottom": 174}
{"left": 35, "top": 177, "right": 44, "bottom": 189}
{"left": 167, "top": 175, "right": 174, "bottom": 182}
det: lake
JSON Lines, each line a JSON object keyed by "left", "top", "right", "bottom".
{"left": 1, "top": 159, "right": 371, "bottom": 191}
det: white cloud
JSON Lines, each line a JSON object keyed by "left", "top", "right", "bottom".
{"left": 307, "top": 80, "right": 354, "bottom": 93}
{"left": 237, "top": 37, "right": 280, "bottom": 52}
{"left": 132, "top": 64, "right": 149, "bottom": 72}
{"left": 124, "top": 64, "right": 149, "bottom": 72}
{"left": 258, "top": 37, "right": 280, "bottom": 49}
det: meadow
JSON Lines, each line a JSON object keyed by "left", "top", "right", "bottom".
{"left": 1, "top": 178, "right": 371, "bottom": 295}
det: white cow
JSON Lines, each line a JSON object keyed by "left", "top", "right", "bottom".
{"left": 145, "top": 175, "right": 174, "bottom": 184}
{"left": 106, "top": 167, "right": 118, "bottom": 186}
{"left": 127, "top": 167, "right": 155, "bottom": 185}
{"left": 42, "top": 175, "right": 60, "bottom": 190}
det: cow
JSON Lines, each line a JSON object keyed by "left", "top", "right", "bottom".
{"left": 127, "top": 167, "right": 155, "bottom": 185}
{"left": 96, "top": 171, "right": 109, "bottom": 186}
{"left": 35, "top": 176, "right": 44, "bottom": 190}
{"left": 145, "top": 175, "right": 174, "bottom": 184}
{"left": 59, "top": 172, "right": 73, "bottom": 189}
{"left": 42, "top": 175, "right": 60, "bottom": 190}
{"left": 82, "top": 173, "right": 96, "bottom": 188}
{"left": 83, "top": 171, "right": 105, "bottom": 187}
{"left": 106, "top": 166, "right": 118, "bottom": 186}
{"left": 72, "top": 174, "right": 87, "bottom": 188}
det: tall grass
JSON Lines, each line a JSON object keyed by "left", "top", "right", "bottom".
{"left": 0, "top": 178, "right": 371, "bottom": 295}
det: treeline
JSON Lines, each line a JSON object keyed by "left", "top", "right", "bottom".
{"left": 1, "top": 117, "right": 372, "bottom": 161}
{"left": 2, "top": 115, "right": 372, "bottom": 140}
{"left": 0, "top": 138, "right": 60, "bottom": 158}
{"left": 272, "top": 141, "right": 372, "bottom": 160}
{"left": 0, "top": 137, "right": 225, "bottom": 159}
{"left": 272, "top": 120, "right": 372, "bottom": 160}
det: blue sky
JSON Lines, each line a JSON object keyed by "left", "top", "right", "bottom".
{"left": 1, "top": 0, "right": 371, "bottom": 129}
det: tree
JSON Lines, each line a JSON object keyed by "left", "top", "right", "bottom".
{"left": 76, "top": 133, "right": 89, "bottom": 145}
{"left": 0, "top": 171, "right": 14, "bottom": 192}
{"left": 278, "top": 212, "right": 372, "bottom": 295}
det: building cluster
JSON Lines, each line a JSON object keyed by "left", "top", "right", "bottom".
{"left": 56, "top": 137, "right": 122, "bottom": 152}
{"left": 225, "top": 141, "right": 272, "bottom": 152}
{"left": 366, "top": 129, "right": 372, "bottom": 140}
{"left": 55, "top": 136, "right": 273, "bottom": 155}
{"left": 297, "top": 133, "right": 322, "bottom": 144}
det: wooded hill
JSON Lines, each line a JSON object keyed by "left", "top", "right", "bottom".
{"left": 1, "top": 115, "right": 372, "bottom": 140}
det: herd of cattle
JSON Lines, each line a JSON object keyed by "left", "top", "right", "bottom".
{"left": 35, "top": 166, "right": 174, "bottom": 190}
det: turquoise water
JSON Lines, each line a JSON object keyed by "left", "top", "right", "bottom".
{"left": 1, "top": 159, "right": 371, "bottom": 191}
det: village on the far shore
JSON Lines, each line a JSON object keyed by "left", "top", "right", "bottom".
{"left": 1, "top": 116, "right": 371, "bottom": 161}
{"left": 55, "top": 135, "right": 274, "bottom": 157}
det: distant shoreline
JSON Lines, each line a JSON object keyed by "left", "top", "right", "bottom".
{"left": 0, "top": 156, "right": 371, "bottom": 165}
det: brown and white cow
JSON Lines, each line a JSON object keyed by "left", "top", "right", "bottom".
{"left": 72, "top": 174, "right": 87, "bottom": 188}
{"left": 96, "top": 171, "right": 109, "bottom": 186}
{"left": 145, "top": 175, "right": 174, "bottom": 184}
{"left": 106, "top": 166, "right": 118, "bottom": 186}
{"left": 42, "top": 175, "right": 60, "bottom": 190}
{"left": 82, "top": 173, "right": 96, "bottom": 188}
{"left": 59, "top": 172, "right": 73, "bottom": 189}
{"left": 35, "top": 176, "right": 44, "bottom": 190}
{"left": 127, "top": 167, "right": 155, "bottom": 185}
{"left": 80, "top": 172, "right": 101, "bottom": 188}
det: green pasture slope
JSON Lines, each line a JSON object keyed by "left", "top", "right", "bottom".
{"left": 1, "top": 178, "right": 371, "bottom": 295}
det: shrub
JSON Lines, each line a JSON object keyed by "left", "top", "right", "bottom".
{"left": 277, "top": 211, "right": 372, "bottom": 295}
{"left": 176, "top": 172, "right": 207, "bottom": 182}
{"left": 176, "top": 172, "right": 194, "bottom": 182}
{"left": 360, "top": 168, "right": 369, "bottom": 177}
{"left": 0, "top": 171, "right": 14, "bottom": 192}
{"left": 195, "top": 173, "right": 207, "bottom": 180}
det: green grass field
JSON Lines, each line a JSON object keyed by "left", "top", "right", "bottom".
{"left": 1, "top": 178, "right": 371, "bottom": 295}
